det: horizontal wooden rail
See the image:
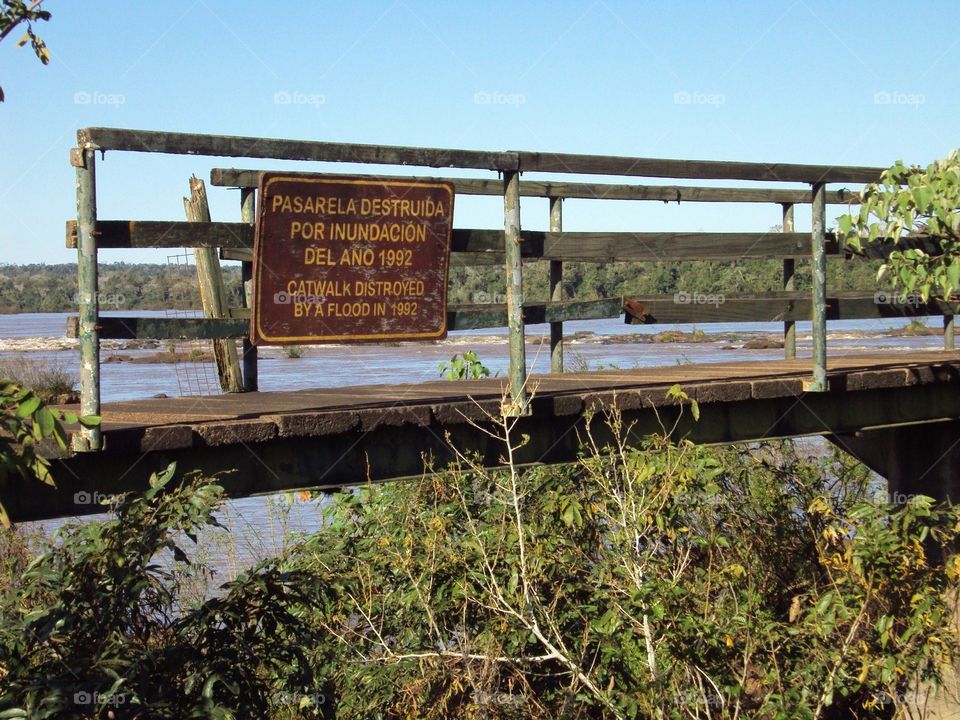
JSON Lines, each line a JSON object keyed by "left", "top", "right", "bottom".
{"left": 69, "top": 220, "right": 943, "bottom": 264}
{"left": 67, "top": 221, "right": 877, "bottom": 261}
{"left": 624, "top": 292, "right": 959, "bottom": 324}
{"left": 78, "top": 127, "right": 884, "bottom": 184}
{"left": 65, "top": 299, "right": 624, "bottom": 340}
{"left": 541, "top": 232, "right": 837, "bottom": 260}
{"left": 77, "top": 128, "right": 517, "bottom": 171}
{"left": 66, "top": 292, "right": 954, "bottom": 341}
{"left": 514, "top": 151, "right": 884, "bottom": 184}
{"left": 210, "top": 169, "right": 863, "bottom": 205}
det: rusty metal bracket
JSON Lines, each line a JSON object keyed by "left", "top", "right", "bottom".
{"left": 69, "top": 147, "right": 85, "bottom": 168}
{"left": 623, "top": 298, "right": 648, "bottom": 322}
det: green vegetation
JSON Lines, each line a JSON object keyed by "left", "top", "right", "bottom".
{"left": 0, "top": 464, "right": 323, "bottom": 718}
{"left": 839, "top": 150, "right": 960, "bottom": 300}
{"left": 0, "top": 355, "right": 76, "bottom": 401}
{"left": 0, "top": 263, "right": 244, "bottom": 313}
{"left": 285, "top": 428, "right": 959, "bottom": 718}
{"left": 438, "top": 351, "right": 491, "bottom": 380}
{"left": 0, "top": 0, "right": 51, "bottom": 103}
{"left": 0, "top": 395, "right": 957, "bottom": 717}
{"left": 1, "top": 358, "right": 957, "bottom": 717}
{"left": 451, "top": 255, "right": 882, "bottom": 307}
{"left": 0, "top": 381, "right": 97, "bottom": 527}
{"left": 283, "top": 345, "right": 306, "bottom": 359}
{"left": 0, "top": 255, "right": 885, "bottom": 314}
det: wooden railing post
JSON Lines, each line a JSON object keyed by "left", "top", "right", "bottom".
{"left": 549, "top": 196, "right": 564, "bottom": 373}
{"left": 781, "top": 203, "right": 796, "bottom": 359}
{"left": 504, "top": 170, "right": 528, "bottom": 414}
{"left": 807, "top": 183, "right": 829, "bottom": 391}
{"left": 184, "top": 176, "right": 243, "bottom": 392}
{"left": 72, "top": 147, "right": 101, "bottom": 450}
{"left": 240, "top": 188, "right": 258, "bottom": 392}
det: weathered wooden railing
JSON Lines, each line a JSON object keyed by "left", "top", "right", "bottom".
{"left": 68, "top": 127, "right": 956, "bottom": 451}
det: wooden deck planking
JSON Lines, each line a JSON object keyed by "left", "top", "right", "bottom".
{"left": 71, "top": 352, "right": 960, "bottom": 444}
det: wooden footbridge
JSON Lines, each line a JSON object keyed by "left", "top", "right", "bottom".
{"left": 9, "top": 128, "right": 960, "bottom": 522}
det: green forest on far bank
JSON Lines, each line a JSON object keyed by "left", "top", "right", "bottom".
{"left": 0, "top": 256, "right": 883, "bottom": 313}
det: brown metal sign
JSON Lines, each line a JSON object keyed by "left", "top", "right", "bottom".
{"left": 251, "top": 173, "right": 454, "bottom": 344}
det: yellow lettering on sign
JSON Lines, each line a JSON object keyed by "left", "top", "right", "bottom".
{"left": 304, "top": 247, "right": 336, "bottom": 265}
{"left": 338, "top": 248, "right": 375, "bottom": 266}
{"left": 290, "top": 221, "right": 325, "bottom": 240}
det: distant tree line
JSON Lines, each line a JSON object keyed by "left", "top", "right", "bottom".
{"left": 0, "top": 263, "right": 243, "bottom": 313}
{"left": 450, "top": 255, "right": 881, "bottom": 304}
{"left": 0, "top": 257, "right": 882, "bottom": 313}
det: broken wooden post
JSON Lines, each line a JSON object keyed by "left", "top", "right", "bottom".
{"left": 183, "top": 176, "right": 243, "bottom": 392}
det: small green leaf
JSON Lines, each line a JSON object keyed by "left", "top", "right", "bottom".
{"left": 16, "top": 395, "right": 40, "bottom": 418}
{"left": 36, "top": 407, "right": 55, "bottom": 437}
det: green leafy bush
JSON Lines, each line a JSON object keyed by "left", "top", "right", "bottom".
{"left": 0, "top": 381, "right": 97, "bottom": 526}
{"left": 0, "top": 464, "right": 327, "bottom": 719}
{"left": 285, "top": 414, "right": 959, "bottom": 718}
{"left": 438, "top": 351, "right": 491, "bottom": 380}
{"left": 838, "top": 150, "right": 960, "bottom": 300}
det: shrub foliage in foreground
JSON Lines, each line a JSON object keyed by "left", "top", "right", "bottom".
{"left": 291, "top": 418, "right": 959, "bottom": 719}
{"left": 0, "top": 417, "right": 958, "bottom": 719}
{"left": 0, "top": 464, "right": 324, "bottom": 719}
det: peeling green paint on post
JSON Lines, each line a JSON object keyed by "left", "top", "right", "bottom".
{"left": 503, "top": 171, "right": 528, "bottom": 415}
{"left": 74, "top": 148, "right": 101, "bottom": 450}
{"left": 782, "top": 203, "right": 796, "bottom": 360}
{"left": 549, "top": 196, "right": 564, "bottom": 373}
{"left": 240, "top": 188, "right": 258, "bottom": 392}
{"left": 808, "top": 183, "right": 828, "bottom": 392}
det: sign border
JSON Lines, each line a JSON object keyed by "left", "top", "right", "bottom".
{"left": 251, "top": 173, "right": 455, "bottom": 344}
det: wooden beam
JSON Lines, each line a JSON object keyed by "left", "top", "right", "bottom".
{"left": 78, "top": 127, "right": 519, "bottom": 171}
{"left": 515, "top": 151, "right": 885, "bottom": 184}
{"left": 67, "top": 299, "right": 624, "bottom": 340}
{"left": 539, "top": 232, "right": 840, "bottom": 261}
{"left": 65, "top": 220, "right": 252, "bottom": 249}
{"left": 66, "top": 316, "right": 249, "bottom": 340}
{"left": 623, "top": 292, "right": 960, "bottom": 324}
{"left": 66, "top": 222, "right": 503, "bottom": 255}
{"left": 78, "top": 128, "right": 884, "bottom": 183}
{"left": 210, "top": 168, "right": 863, "bottom": 205}
{"left": 67, "top": 219, "right": 948, "bottom": 264}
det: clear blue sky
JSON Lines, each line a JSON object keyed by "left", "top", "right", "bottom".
{"left": 1, "top": 0, "right": 957, "bottom": 264}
